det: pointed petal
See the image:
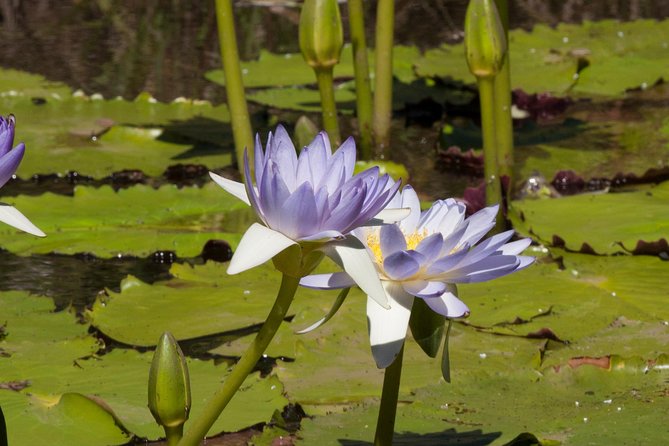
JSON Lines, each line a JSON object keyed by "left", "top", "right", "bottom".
{"left": 415, "top": 232, "right": 444, "bottom": 263}
{"left": 296, "top": 287, "right": 350, "bottom": 334}
{"left": 402, "top": 280, "right": 447, "bottom": 298}
{"left": 227, "top": 223, "right": 296, "bottom": 274}
{"left": 299, "top": 272, "right": 356, "bottom": 289}
{"left": 398, "top": 186, "right": 421, "bottom": 233}
{"left": 500, "top": 238, "right": 532, "bottom": 255}
{"left": 383, "top": 250, "right": 422, "bottom": 280}
{"left": 367, "top": 281, "right": 414, "bottom": 368}
{"left": 0, "top": 204, "right": 45, "bottom": 237}
{"left": 363, "top": 207, "right": 411, "bottom": 226}
{"left": 209, "top": 172, "right": 251, "bottom": 205}
{"left": 328, "top": 238, "right": 389, "bottom": 308}
{"left": 461, "top": 204, "right": 499, "bottom": 245}
{"left": 380, "top": 224, "right": 406, "bottom": 257}
{"left": 422, "top": 285, "right": 469, "bottom": 318}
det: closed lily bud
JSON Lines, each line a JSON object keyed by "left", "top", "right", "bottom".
{"left": 464, "top": 0, "right": 507, "bottom": 78}
{"left": 299, "top": 0, "right": 344, "bottom": 69}
{"left": 148, "top": 332, "right": 191, "bottom": 428}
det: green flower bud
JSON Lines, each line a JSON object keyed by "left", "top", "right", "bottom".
{"left": 299, "top": 0, "right": 344, "bottom": 69}
{"left": 464, "top": 0, "right": 507, "bottom": 78}
{"left": 148, "top": 332, "right": 191, "bottom": 428}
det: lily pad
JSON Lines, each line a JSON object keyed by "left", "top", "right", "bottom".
{"left": 510, "top": 181, "right": 669, "bottom": 255}
{"left": 0, "top": 291, "right": 287, "bottom": 444}
{"left": 0, "top": 183, "right": 255, "bottom": 258}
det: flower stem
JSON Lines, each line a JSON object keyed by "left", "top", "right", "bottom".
{"left": 177, "top": 274, "right": 300, "bottom": 446}
{"left": 315, "top": 67, "right": 341, "bottom": 146}
{"left": 215, "top": 0, "right": 254, "bottom": 175}
{"left": 165, "top": 425, "right": 183, "bottom": 446}
{"left": 493, "top": 0, "right": 514, "bottom": 196}
{"left": 478, "top": 76, "right": 504, "bottom": 231}
{"left": 372, "top": 0, "right": 394, "bottom": 158}
{"left": 373, "top": 344, "right": 404, "bottom": 446}
{"left": 347, "top": 0, "right": 374, "bottom": 159}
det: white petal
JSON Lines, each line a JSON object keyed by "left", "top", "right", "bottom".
{"left": 367, "top": 281, "right": 414, "bottom": 368}
{"left": 209, "top": 172, "right": 251, "bottom": 206}
{"left": 363, "top": 207, "right": 411, "bottom": 226}
{"left": 327, "top": 238, "right": 389, "bottom": 309}
{"left": 0, "top": 204, "right": 45, "bottom": 237}
{"left": 422, "top": 284, "right": 469, "bottom": 318}
{"left": 228, "top": 223, "right": 296, "bottom": 274}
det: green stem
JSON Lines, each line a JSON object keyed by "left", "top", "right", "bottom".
{"left": 493, "top": 0, "right": 513, "bottom": 196}
{"left": 165, "top": 424, "right": 184, "bottom": 446}
{"left": 315, "top": 67, "right": 341, "bottom": 146}
{"left": 347, "top": 0, "right": 373, "bottom": 159}
{"left": 216, "top": 0, "right": 254, "bottom": 174}
{"left": 372, "top": 0, "right": 394, "bottom": 158}
{"left": 374, "top": 345, "right": 404, "bottom": 446}
{"left": 178, "top": 274, "right": 300, "bottom": 446}
{"left": 478, "top": 76, "right": 504, "bottom": 231}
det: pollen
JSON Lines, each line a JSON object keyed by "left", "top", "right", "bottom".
{"left": 366, "top": 228, "right": 429, "bottom": 265}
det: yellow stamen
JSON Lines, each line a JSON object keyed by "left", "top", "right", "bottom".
{"left": 366, "top": 228, "right": 430, "bottom": 266}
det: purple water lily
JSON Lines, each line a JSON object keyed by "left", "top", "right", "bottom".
{"left": 0, "top": 116, "right": 44, "bottom": 237}
{"left": 210, "top": 126, "right": 406, "bottom": 307}
{"left": 301, "top": 185, "right": 533, "bottom": 367}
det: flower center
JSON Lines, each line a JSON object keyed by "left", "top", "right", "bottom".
{"left": 366, "top": 229, "right": 428, "bottom": 265}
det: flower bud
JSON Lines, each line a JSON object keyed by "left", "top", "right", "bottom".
{"left": 148, "top": 332, "right": 191, "bottom": 428}
{"left": 299, "top": 0, "right": 344, "bottom": 69}
{"left": 464, "top": 0, "right": 507, "bottom": 78}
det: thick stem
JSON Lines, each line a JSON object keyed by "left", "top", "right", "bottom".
{"left": 372, "top": 0, "right": 394, "bottom": 158}
{"left": 178, "top": 274, "right": 300, "bottom": 446}
{"left": 315, "top": 67, "right": 341, "bottom": 146}
{"left": 165, "top": 424, "right": 184, "bottom": 446}
{"left": 493, "top": 0, "right": 514, "bottom": 196}
{"left": 347, "top": 0, "right": 374, "bottom": 159}
{"left": 478, "top": 77, "right": 504, "bottom": 232}
{"left": 216, "top": 0, "right": 254, "bottom": 175}
{"left": 373, "top": 345, "right": 404, "bottom": 446}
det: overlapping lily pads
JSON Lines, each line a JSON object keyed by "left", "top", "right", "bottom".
{"left": 0, "top": 291, "right": 287, "bottom": 445}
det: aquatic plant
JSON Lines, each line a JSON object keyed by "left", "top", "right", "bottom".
{"left": 302, "top": 185, "right": 532, "bottom": 445}
{"left": 0, "top": 115, "right": 44, "bottom": 237}
{"left": 178, "top": 125, "right": 406, "bottom": 445}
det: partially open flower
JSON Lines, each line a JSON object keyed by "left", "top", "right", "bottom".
{"left": 0, "top": 115, "right": 44, "bottom": 237}
{"left": 210, "top": 125, "right": 406, "bottom": 307}
{"left": 301, "top": 186, "right": 533, "bottom": 367}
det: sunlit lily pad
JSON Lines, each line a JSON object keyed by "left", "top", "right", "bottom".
{"left": 415, "top": 20, "right": 669, "bottom": 96}
{"left": 0, "top": 183, "right": 254, "bottom": 257}
{"left": 0, "top": 291, "right": 287, "bottom": 444}
{"left": 510, "top": 181, "right": 669, "bottom": 254}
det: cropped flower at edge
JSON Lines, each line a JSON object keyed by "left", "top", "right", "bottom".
{"left": 209, "top": 125, "right": 405, "bottom": 308}
{"left": 301, "top": 185, "right": 534, "bottom": 368}
{"left": 0, "top": 115, "right": 44, "bottom": 237}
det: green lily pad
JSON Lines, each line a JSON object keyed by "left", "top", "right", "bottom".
{"left": 247, "top": 83, "right": 357, "bottom": 114}
{"left": 510, "top": 181, "right": 669, "bottom": 254}
{"left": 0, "top": 183, "right": 255, "bottom": 257}
{"left": 415, "top": 20, "right": 669, "bottom": 97}
{"left": 0, "top": 291, "right": 287, "bottom": 444}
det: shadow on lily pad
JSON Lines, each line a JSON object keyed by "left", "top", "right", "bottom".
{"left": 338, "top": 428, "right": 502, "bottom": 446}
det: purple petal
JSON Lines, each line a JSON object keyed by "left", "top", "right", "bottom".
{"left": 460, "top": 204, "right": 499, "bottom": 245}
{"left": 422, "top": 287, "right": 469, "bottom": 318}
{"left": 296, "top": 134, "right": 328, "bottom": 187}
{"left": 253, "top": 133, "right": 265, "bottom": 188}
{"left": 425, "top": 246, "right": 470, "bottom": 276}
{"left": 402, "top": 280, "right": 447, "bottom": 298}
{"left": 259, "top": 161, "right": 291, "bottom": 228}
{"left": 500, "top": 238, "right": 532, "bottom": 255}
{"left": 454, "top": 230, "right": 515, "bottom": 267}
{"left": 298, "top": 229, "right": 344, "bottom": 241}
{"left": 300, "top": 272, "right": 356, "bottom": 289}
{"left": 415, "top": 232, "right": 443, "bottom": 263}
{"left": 380, "top": 224, "right": 407, "bottom": 257}
{"left": 277, "top": 182, "right": 318, "bottom": 239}
{"left": 269, "top": 125, "right": 298, "bottom": 191}
{"left": 444, "top": 255, "right": 520, "bottom": 283}
{"left": 244, "top": 149, "right": 266, "bottom": 224}
{"left": 0, "top": 143, "right": 24, "bottom": 188}
{"left": 0, "top": 117, "right": 15, "bottom": 157}
{"left": 331, "top": 136, "right": 356, "bottom": 179}
{"left": 383, "top": 250, "right": 422, "bottom": 280}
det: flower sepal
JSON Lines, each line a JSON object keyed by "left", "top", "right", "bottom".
{"left": 408, "top": 297, "right": 447, "bottom": 358}
{"left": 272, "top": 242, "right": 326, "bottom": 279}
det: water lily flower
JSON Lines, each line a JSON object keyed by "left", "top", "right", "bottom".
{"left": 301, "top": 185, "right": 533, "bottom": 367}
{"left": 0, "top": 116, "right": 44, "bottom": 237}
{"left": 209, "top": 125, "right": 405, "bottom": 307}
